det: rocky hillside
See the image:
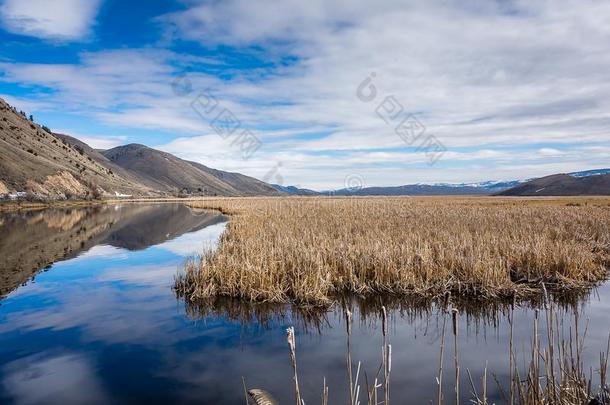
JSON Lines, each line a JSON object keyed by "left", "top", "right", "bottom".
{"left": 0, "top": 97, "right": 279, "bottom": 199}
{"left": 0, "top": 98, "right": 153, "bottom": 199}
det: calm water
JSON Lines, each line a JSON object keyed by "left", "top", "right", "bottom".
{"left": 0, "top": 203, "right": 608, "bottom": 404}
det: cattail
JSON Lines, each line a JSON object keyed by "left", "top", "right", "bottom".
{"left": 382, "top": 306, "right": 390, "bottom": 405}
{"left": 346, "top": 307, "right": 356, "bottom": 405}
{"left": 452, "top": 308, "right": 460, "bottom": 405}
{"left": 321, "top": 377, "right": 329, "bottom": 405}
{"left": 286, "top": 327, "right": 302, "bottom": 405}
{"left": 248, "top": 389, "right": 278, "bottom": 405}
{"left": 438, "top": 307, "right": 448, "bottom": 405}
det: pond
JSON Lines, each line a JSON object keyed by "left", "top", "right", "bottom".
{"left": 0, "top": 203, "right": 608, "bottom": 404}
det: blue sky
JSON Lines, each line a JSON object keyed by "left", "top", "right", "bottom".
{"left": 1, "top": 0, "right": 609, "bottom": 189}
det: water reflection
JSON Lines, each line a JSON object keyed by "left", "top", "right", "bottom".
{"left": 0, "top": 203, "right": 226, "bottom": 297}
{"left": 0, "top": 204, "right": 608, "bottom": 404}
{"left": 182, "top": 290, "right": 595, "bottom": 334}
{"left": 180, "top": 290, "right": 609, "bottom": 404}
{"left": 2, "top": 353, "right": 110, "bottom": 405}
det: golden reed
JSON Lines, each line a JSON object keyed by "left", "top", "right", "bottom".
{"left": 175, "top": 196, "right": 610, "bottom": 305}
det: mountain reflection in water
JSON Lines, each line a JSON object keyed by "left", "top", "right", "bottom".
{"left": 0, "top": 203, "right": 226, "bottom": 297}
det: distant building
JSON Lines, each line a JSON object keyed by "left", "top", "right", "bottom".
{"left": 8, "top": 192, "right": 27, "bottom": 200}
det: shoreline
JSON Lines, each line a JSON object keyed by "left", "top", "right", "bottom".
{"left": 0, "top": 197, "right": 206, "bottom": 213}
{"left": 2, "top": 194, "right": 610, "bottom": 213}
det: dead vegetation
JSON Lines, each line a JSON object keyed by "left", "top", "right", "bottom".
{"left": 176, "top": 197, "right": 610, "bottom": 306}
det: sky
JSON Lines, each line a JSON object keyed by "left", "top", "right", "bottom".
{"left": 0, "top": 0, "right": 609, "bottom": 190}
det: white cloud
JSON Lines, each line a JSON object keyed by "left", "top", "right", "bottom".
{"left": 538, "top": 148, "right": 564, "bottom": 157}
{"left": 0, "top": 93, "right": 52, "bottom": 112}
{"left": 159, "top": 133, "right": 610, "bottom": 189}
{"left": 54, "top": 130, "right": 127, "bottom": 150}
{"left": 0, "top": 0, "right": 102, "bottom": 41}
{"left": 98, "top": 264, "right": 178, "bottom": 286}
{"left": 0, "top": 49, "right": 178, "bottom": 108}
{"left": 76, "top": 135, "right": 125, "bottom": 150}
{"left": 2, "top": 0, "right": 610, "bottom": 188}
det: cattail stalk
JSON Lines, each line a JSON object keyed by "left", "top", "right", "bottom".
{"left": 382, "top": 306, "right": 390, "bottom": 405}
{"left": 452, "top": 308, "right": 460, "bottom": 405}
{"left": 286, "top": 327, "right": 302, "bottom": 405}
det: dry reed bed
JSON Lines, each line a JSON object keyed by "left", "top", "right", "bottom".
{"left": 176, "top": 197, "right": 610, "bottom": 305}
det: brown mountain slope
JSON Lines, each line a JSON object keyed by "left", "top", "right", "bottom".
{"left": 53, "top": 133, "right": 154, "bottom": 193}
{"left": 0, "top": 98, "right": 153, "bottom": 198}
{"left": 187, "top": 160, "right": 279, "bottom": 196}
{"left": 102, "top": 143, "right": 279, "bottom": 196}
{"left": 0, "top": 97, "right": 279, "bottom": 198}
{"left": 498, "top": 173, "right": 610, "bottom": 196}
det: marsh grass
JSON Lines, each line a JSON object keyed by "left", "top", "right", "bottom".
{"left": 176, "top": 197, "right": 610, "bottom": 305}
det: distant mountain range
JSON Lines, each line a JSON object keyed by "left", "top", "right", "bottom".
{"left": 333, "top": 180, "right": 523, "bottom": 196}
{"left": 271, "top": 184, "right": 319, "bottom": 196}
{"left": 0, "top": 97, "right": 278, "bottom": 199}
{"left": 273, "top": 169, "right": 610, "bottom": 196}
{"left": 1, "top": 97, "right": 608, "bottom": 199}
{"left": 272, "top": 182, "right": 518, "bottom": 196}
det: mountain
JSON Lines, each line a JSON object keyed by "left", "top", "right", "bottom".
{"left": 4, "top": 98, "right": 608, "bottom": 199}
{"left": 275, "top": 182, "right": 520, "bottom": 196}
{"left": 0, "top": 98, "right": 153, "bottom": 199}
{"left": 280, "top": 170, "right": 609, "bottom": 196}
{"left": 272, "top": 184, "right": 319, "bottom": 195}
{"left": 282, "top": 180, "right": 525, "bottom": 196}
{"left": 432, "top": 180, "right": 524, "bottom": 193}
{"left": 188, "top": 161, "right": 278, "bottom": 196}
{"left": 101, "top": 144, "right": 278, "bottom": 196}
{"left": 54, "top": 133, "right": 155, "bottom": 192}
{"left": 334, "top": 184, "right": 492, "bottom": 196}
{"left": 498, "top": 173, "right": 610, "bottom": 196}
{"left": 0, "top": 97, "right": 278, "bottom": 199}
